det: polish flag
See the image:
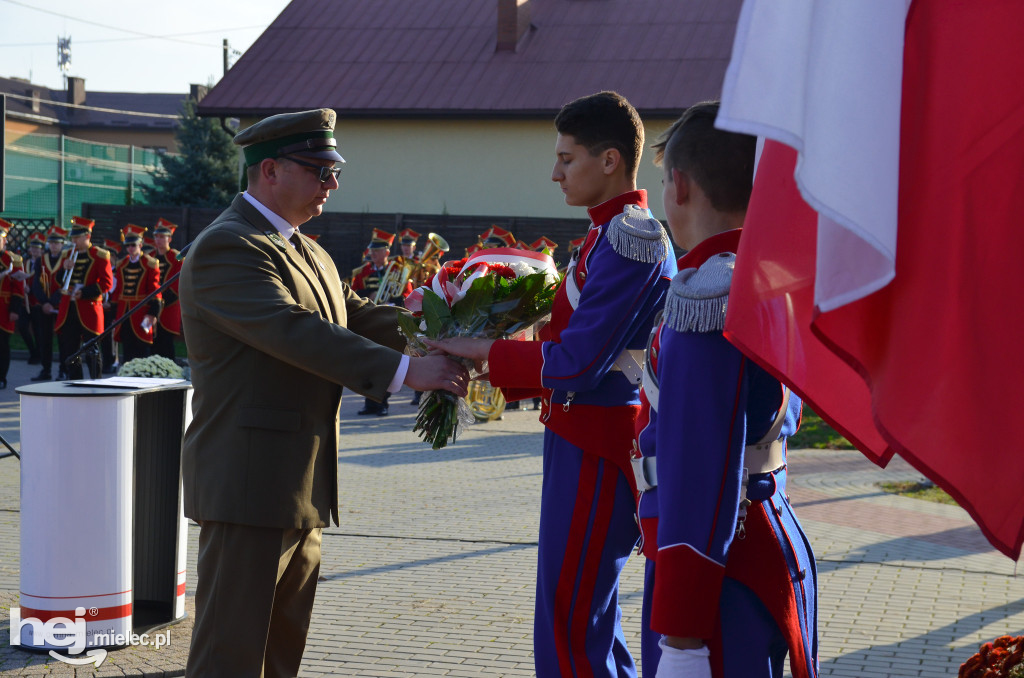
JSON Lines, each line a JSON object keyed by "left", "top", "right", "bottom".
{"left": 717, "top": 1, "right": 1024, "bottom": 559}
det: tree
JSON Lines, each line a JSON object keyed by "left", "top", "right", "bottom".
{"left": 141, "top": 98, "right": 238, "bottom": 207}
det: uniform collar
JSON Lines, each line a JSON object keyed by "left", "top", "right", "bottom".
{"left": 242, "top": 191, "right": 299, "bottom": 244}
{"left": 587, "top": 190, "right": 647, "bottom": 227}
{"left": 677, "top": 229, "right": 742, "bottom": 270}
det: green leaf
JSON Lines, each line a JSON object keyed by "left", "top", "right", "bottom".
{"left": 421, "top": 290, "right": 452, "bottom": 339}
{"left": 453, "top": 275, "right": 496, "bottom": 329}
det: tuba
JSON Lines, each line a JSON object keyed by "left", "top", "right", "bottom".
{"left": 420, "top": 232, "right": 450, "bottom": 265}
{"left": 373, "top": 258, "right": 414, "bottom": 304}
{"left": 411, "top": 232, "right": 450, "bottom": 287}
{"left": 465, "top": 381, "right": 506, "bottom": 422}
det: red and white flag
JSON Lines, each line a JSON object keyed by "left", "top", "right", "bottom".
{"left": 718, "top": 1, "right": 1024, "bottom": 559}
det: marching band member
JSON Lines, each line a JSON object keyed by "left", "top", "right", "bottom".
{"left": 429, "top": 91, "right": 676, "bottom": 678}
{"left": 351, "top": 229, "right": 398, "bottom": 415}
{"left": 112, "top": 224, "right": 162, "bottom": 362}
{"left": 152, "top": 218, "right": 183, "bottom": 360}
{"left": 350, "top": 229, "right": 397, "bottom": 303}
{"left": 0, "top": 219, "right": 26, "bottom": 388}
{"left": 15, "top": 232, "right": 45, "bottom": 366}
{"left": 55, "top": 216, "right": 113, "bottom": 379}
{"left": 31, "top": 225, "right": 68, "bottom": 380}
{"left": 633, "top": 102, "right": 818, "bottom": 678}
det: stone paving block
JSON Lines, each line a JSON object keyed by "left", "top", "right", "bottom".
{"left": 0, "top": 371, "right": 1022, "bottom": 676}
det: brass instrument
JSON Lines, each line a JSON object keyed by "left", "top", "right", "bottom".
{"left": 465, "top": 381, "right": 506, "bottom": 422}
{"left": 61, "top": 247, "right": 80, "bottom": 293}
{"left": 410, "top": 232, "right": 450, "bottom": 287}
{"left": 420, "top": 232, "right": 449, "bottom": 265}
{"left": 372, "top": 258, "right": 414, "bottom": 304}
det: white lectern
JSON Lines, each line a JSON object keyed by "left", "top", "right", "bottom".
{"left": 15, "top": 379, "right": 191, "bottom": 650}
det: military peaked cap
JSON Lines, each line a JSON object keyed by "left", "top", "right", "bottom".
{"left": 234, "top": 108, "right": 346, "bottom": 167}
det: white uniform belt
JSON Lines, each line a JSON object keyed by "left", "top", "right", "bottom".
{"left": 641, "top": 357, "right": 659, "bottom": 411}
{"left": 631, "top": 439, "right": 785, "bottom": 494}
{"left": 609, "top": 349, "right": 645, "bottom": 385}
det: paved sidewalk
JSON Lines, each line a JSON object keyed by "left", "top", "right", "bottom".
{"left": 0, "top": 357, "right": 1020, "bottom": 676}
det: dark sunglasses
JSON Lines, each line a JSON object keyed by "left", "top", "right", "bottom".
{"left": 280, "top": 156, "right": 342, "bottom": 183}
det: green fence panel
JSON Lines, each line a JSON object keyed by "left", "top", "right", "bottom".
{"left": 1, "top": 131, "right": 170, "bottom": 230}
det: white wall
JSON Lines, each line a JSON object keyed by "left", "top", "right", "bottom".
{"left": 326, "top": 117, "right": 674, "bottom": 221}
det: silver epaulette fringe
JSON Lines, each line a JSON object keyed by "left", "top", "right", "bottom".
{"left": 606, "top": 204, "right": 671, "bottom": 263}
{"left": 663, "top": 252, "right": 736, "bottom": 333}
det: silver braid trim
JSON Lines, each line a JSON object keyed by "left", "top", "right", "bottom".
{"left": 663, "top": 253, "right": 736, "bottom": 333}
{"left": 606, "top": 204, "right": 671, "bottom": 263}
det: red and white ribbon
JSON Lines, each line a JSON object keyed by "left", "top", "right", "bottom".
{"left": 405, "top": 247, "right": 557, "bottom": 312}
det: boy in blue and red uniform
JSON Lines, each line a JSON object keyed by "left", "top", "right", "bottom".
{"left": 632, "top": 101, "right": 818, "bottom": 678}
{"left": 432, "top": 91, "right": 677, "bottom": 677}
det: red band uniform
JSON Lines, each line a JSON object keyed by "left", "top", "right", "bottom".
{"left": 56, "top": 216, "right": 113, "bottom": 379}
{"left": 0, "top": 219, "right": 26, "bottom": 388}
{"left": 152, "top": 218, "right": 182, "bottom": 359}
{"left": 29, "top": 225, "right": 68, "bottom": 380}
{"left": 350, "top": 228, "right": 398, "bottom": 415}
{"left": 112, "top": 224, "right": 162, "bottom": 362}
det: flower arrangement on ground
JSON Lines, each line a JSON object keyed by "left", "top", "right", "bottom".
{"left": 118, "top": 355, "right": 185, "bottom": 379}
{"left": 399, "top": 247, "right": 560, "bottom": 448}
{"left": 960, "top": 635, "right": 1024, "bottom": 678}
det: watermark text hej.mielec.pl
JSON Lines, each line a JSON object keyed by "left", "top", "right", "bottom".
{"left": 9, "top": 606, "right": 170, "bottom": 666}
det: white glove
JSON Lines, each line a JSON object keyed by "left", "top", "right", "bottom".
{"left": 655, "top": 637, "right": 712, "bottom": 678}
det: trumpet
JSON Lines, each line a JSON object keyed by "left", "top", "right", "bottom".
{"left": 61, "top": 247, "right": 80, "bottom": 293}
{"left": 373, "top": 259, "right": 414, "bottom": 304}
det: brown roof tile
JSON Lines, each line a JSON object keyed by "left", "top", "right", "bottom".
{"left": 198, "top": 0, "right": 742, "bottom": 118}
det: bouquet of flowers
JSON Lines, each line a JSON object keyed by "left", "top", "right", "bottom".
{"left": 399, "top": 246, "right": 561, "bottom": 449}
{"left": 960, "top": 635, "right": 1024, "bottom": 678}
{"left": 118, "top": 355, "right": 185, "bottom": 379}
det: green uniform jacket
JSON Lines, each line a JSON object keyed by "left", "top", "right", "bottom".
{"left": 179, "top": 194, "right": 406, "bottom": 529}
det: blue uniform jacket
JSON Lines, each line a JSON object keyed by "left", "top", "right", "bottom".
{"left": 634, "top": 229, "right": 818, "bottom": 678}
{"left": 489, "top": 190, "right": 677, "bottom": 474}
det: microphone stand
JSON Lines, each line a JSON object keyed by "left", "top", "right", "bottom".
{"left": 64, "top": 243, "right": 191, "bottom": 375}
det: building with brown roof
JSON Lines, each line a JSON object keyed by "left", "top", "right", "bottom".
{"left": 2, "top": 75, "right": 196, "bottom": 153}
{"left": 199, "top": 0, "right": 742, "bottom": 220}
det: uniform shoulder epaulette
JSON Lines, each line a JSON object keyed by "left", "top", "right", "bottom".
{"left": 93, "top": 247, "right": 111, "bottom": 260}
{"left": 663, "top": 252, "right": 735, "bottom": 333}
{"left": 143, "top": 254, "right": 160, "bottom": 269}
{"left": 7, "top": 252, "right": 22, "bottom": 265}
{"left": 606, "top": 204, "right": 671, "bottom": 263}
{"left": 351, "top": 264, "right": 366, "bottom": 278}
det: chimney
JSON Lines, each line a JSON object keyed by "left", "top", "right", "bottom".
{"left": 497, "top": 0, "right": 530, "bottom": 52}
{"left": 189, "top": 84, "right": 209, "bottom": 103}
{"left": 25, "top": 88, "right": 41, "bottom": 113}
{"left": 66, "top": 77, "right": 86, "bottom": 106}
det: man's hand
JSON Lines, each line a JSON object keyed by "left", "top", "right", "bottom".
{"left": 71, "top": 288, "right": 82, "bottom": 301}
{"left": 404, "top": 355, "right": 470, "bottom": 397}
{"left": 42, "top": 303, "right": 54, "bottom": 314}
{"left": 11, "top": 271, "right": 28, "bottom": 281}
{"left": 8, "top": 312, "right": 17, "bottom": 324}
{"left": 63, "top": 257, "right": 75, "bottom": 270}
{"left": 423, "top": 337, "right": 496, "bottom": 374}
{"left": 423, "top": 337, "right": 495, "bottom": 361}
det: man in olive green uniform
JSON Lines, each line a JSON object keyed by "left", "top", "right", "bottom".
{"left": 179, "top": 109, "right": 469, "bottom": 678}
